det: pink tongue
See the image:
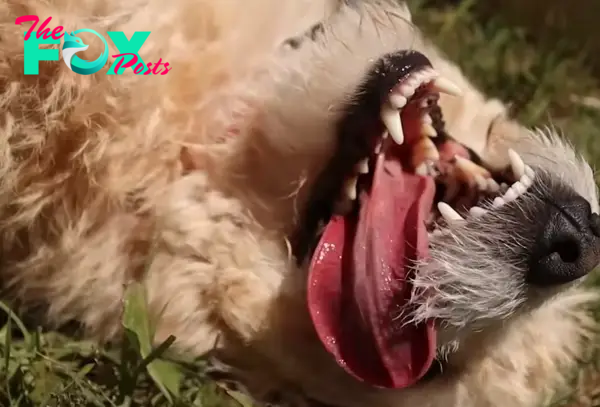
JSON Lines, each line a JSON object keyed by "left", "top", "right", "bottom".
{"left": 307, "top": 153, "right": 436, "bottom": 389}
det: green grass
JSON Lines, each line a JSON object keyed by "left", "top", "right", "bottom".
{"left": 2, "top": 1, "right": 600, "bottom": 406}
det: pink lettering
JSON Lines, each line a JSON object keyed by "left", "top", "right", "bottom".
{"left": 112, "top": 53, "right": 138, "bottom": 73}
{"left": 15, "top": 15, "right": 63, "bottom": 41}
{"left": 36, "top": 16, "right": 52, "bottom": 39}
{"left": 161, "top": 62, "right": 172, "bottom": 75}
{"left": 50, "top": 26, "right": 64, "bottom": 40}
{"left": 15, "top": 15, "right": 39, "bottom": 41}
{"left": 143, "top": 62, "right": 153, "bottom": 75}
{"left": 133, "top": 62, "right": 144, "bottom": 74}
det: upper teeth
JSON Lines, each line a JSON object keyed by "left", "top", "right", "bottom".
{"left": 430, "top": 77, "right": 463, "bottom": 97}
{"left": 380, "top": 103, "right": 404, "bottom": 145}
{"left": 380, "top": 71, "right": 462, "bottom": 149}
{"left": 390, "top": 94, "right": 408, "bottom": 109}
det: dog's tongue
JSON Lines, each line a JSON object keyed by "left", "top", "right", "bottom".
{"left": 308, "top": 152, "right": 436, "bottom": 389}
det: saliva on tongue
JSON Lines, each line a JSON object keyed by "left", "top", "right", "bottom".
{"left": 307, "top": 145, "right": 437, "bottom": 389}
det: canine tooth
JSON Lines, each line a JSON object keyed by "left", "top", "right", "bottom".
{"left": 469, "top": 206, "right": 487, "bottom": 218}
{"left": 421, "top": 114, "right": 433, "bottom": 125}
{"left": 421, "top": 123, "right": 437, "bottom": 138}
{"left": 508, "top": 149, "right": 525, "bottom": 178}
{"left": 525, "top": 165, "right": 535, "bottom": 179}
{"left": 344, "top": 177, "right": 358, "bottom": 200}
{"left": 390, "top": 94, "right": 407, "bottom": 109}
{"left": 487, "top": 178, "right": 500, "bottom": 193}
{"left": 380, "top": 104, "right": 404, "bottom": 145}
{"left": 356, "top": 158, "right": 369, "bottom": 174}
{"left": 431, "top": 77, "right": 463, "bottom": 97}
{"left": 438, "top": 202, "right": 464, "bottom": 222}
{"left": 493, "top": 197, "right": 505, "bottom": 208}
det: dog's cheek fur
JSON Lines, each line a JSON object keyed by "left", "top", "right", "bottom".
{"left": 0, "top": 1, "right": 597, "bottom": 407}
{"left": 0, "top": 0, "right": 318, "bottom": 337}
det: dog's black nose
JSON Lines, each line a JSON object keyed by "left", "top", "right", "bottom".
{"left": 527, "top": 197, "right": 600, "bottom": 286}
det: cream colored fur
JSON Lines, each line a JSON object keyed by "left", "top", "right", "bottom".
{"left": 0, "top": 1, "right": 598, "bottom": 407}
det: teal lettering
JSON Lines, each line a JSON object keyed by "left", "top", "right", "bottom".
{"left": 107, "top": 31, "right": 150, "bottom": 75}
{"left": 23, "top": 31, "right": 60, "bottom": 75}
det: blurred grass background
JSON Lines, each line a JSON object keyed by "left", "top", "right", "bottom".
{"left": 1, "top": 0, "right": 600, "bottom": 406}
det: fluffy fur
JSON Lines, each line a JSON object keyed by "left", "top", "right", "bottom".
{"left": 0, "top": 0, "right": 598, "bottom": 406}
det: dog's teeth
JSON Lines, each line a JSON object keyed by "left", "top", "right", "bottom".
{"left": 455, "top": 155, "right": 491, "bottom": 182}
{"left": 344, "top": 176, "right": 358, "bottom": 200}
{"left": 493, "top": 197, "right": 505, "bottom": 208}
{"left": 525, "top": 165, "right": 535, "bottom": 179}
{"left": 512, "top": 181, "right": 527, "bottom": 195}
{"left": 390, "top": 94, "right": 407, "bottom": 109}
{"left": 421, "top": 123, "right": 437, "bottom": 138}
{"left": 421, "top": 113, "right": 433, "bottom": 125}
{"left": 520, "top": 174, "right": 532, "bottom": 187}
{"left": 400, "top": 84, "right": 415, "bottom": 98}
{"left": 375, "top": 140, "right": 382, "bottom": 154}
{"left": 430, "top": 77, "right": 463, "bottom": 97}
{"left": 503, "top": 187, "right": 518, "bottom": 203}
{"left": 508, "top": 149, "right": 525, "bottom": 179}
{"left": 356, "top": 158, "right": 369, "bottom": 174}
{"left": 487, "top": 178, "right": 500, "bottom": 193}
{"left": 380, "top": 104, "right": 404, "bottom": 145}
{"left": 438, "top": 202, "right": 464, "bottom": 222}
{"left": 415, "top": 163, "right": 429, "bottom": 176}
{"left": 469, "top": 206, "right": 487, "bottom": 218}
{"left": 412, "top": 137, "right": 440, "bottom": 173}
{"left": 474, "top": 174, "right": 487, "bottom": 191}
{"left": 431, "top": 228, "right": 444, "bottom": 237}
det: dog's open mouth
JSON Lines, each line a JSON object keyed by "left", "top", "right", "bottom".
{"left": 294, "top": 51, "right": 535, "bottom": 390}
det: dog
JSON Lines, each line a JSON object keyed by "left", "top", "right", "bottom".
{"left": 1, "top": 0, "right": 599, "bottom": 406}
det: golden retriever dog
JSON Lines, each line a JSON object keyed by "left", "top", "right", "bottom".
{"left": 1, "top": 0, "right": 599, "bottom": 406}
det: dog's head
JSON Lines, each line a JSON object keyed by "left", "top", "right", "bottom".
{"left": 210, "top": 0, "right": 600, "bottom": 392}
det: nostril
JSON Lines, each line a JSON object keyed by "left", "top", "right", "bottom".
{"left": 527, "top": 198, "right": 600, "bottom": 287}
{"left": 591, "top": 213, "right": 600, "bottom": 237}
{"left": 549, "top": 237, "right": 580, "bottom": 263}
